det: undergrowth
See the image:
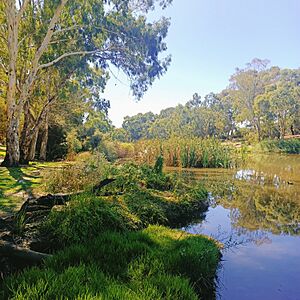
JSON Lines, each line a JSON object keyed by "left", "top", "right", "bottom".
{"left": 259, "top": 139, "right": 300, "bottom": 154}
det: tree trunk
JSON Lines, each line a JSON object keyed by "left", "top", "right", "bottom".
{"left": 1, "top": 1, "right": 20, "bottom": 167}
{"left": 39, "top": 110, "right": 49, "bottom": 161}
{"left": 20, "top": 102, "right": 33, "bottom": 165}
{"left": 291, "top": 125, "right": 295, "bottom": 136}
{"left": 2, "top": 115, "right": 21, "bottom": 167}
{"left": 279, "top": 114, "right": 286, "bottom": 140}
{"left": 255, "top": 120, "right": 261, "bottom": 142}
{"left": 3, "top": 0, "right": 68, "bottom": 167}
{"left": 29, "top": 129, "right": 39, "bottom": 161}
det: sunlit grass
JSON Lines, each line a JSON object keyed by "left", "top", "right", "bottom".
{"left": 2, "top": 226, "right": 220, "bottom": 300}
{"left": 0, "top": 145, "right": 5, "bottom": 158}
{"left": 0, "top": 161, "right": 70, "bottom": 215}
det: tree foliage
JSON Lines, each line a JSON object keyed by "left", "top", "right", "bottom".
{"left": 120, "top": 60, "right": 300, "bottom": 142}
{"left": 0, "top": 0, "right": 172, "bottom": 166}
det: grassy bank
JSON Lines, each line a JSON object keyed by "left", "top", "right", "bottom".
{"left": 258, "top": 139, "right": 300, "bottom": 154}
{"left": 1, "top": 157, "right": 221, "bottom": 299}
{"left": 1, "top": 226, "right": 220, "bottom": 300}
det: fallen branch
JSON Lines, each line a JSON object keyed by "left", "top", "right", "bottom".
{"left": 0, "top": 240, "right": 51, "bottom": 263}
{"left": 92, "top": 178, "right": 116, "bottom": 195}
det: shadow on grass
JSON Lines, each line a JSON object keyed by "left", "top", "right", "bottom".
{"left": 0, "top": 166, "right": 38, "bottom": 216}
{"left": 7, "top": 167, "right": 34, "bottom": 198}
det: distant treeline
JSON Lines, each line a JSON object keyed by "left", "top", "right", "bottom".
{"left": 117, "top": 59, "right": 300, "bottom": 143}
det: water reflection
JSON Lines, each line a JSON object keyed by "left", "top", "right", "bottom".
{"left": 169, "top": 153, "right": 300, "bottom": 300}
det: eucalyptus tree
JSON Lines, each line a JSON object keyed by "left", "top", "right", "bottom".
{"left": 255, "top": 69, "right": 300, "bottom": 139}
{"left": 122, "top": 112, "right": 157, "bottom": 141}
{"left": 229, "top": 58, "right": 271, "bottom": 141}
{"left": 1, "top": 0, "right": 172, "bottom": 166}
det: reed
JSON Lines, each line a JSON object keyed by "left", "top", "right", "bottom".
{"left": 135, "top": 138, "right": 238, "bottom": 168}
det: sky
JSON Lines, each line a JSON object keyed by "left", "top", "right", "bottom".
{"left": 104, "top": 0, "right": 300, "bottom": 127}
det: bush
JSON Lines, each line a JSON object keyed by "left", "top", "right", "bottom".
{"left": 98, "top": 161, "right": 173, "bottom": 193}
{"left": 42, "top": 157, "right": 209, "bottom": 246}
{"left": 42, "top": 194, "right": 141, "bottom": 246}
{"left": 43, "top": 180, "right": 208, "bottom": 246}
{"left": 260, "top": 139, "right": 300, "bottom": 154}
{"left": 43, "top": 153, "right": 111, "bottom": 193}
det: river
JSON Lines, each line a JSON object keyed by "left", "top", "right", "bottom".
{"left": 168, "top": 153, "right": 300, "bottom": 300}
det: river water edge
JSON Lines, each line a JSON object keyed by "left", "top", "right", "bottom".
{"left": 168, "top": 153, "right": 300, "bottom": 300}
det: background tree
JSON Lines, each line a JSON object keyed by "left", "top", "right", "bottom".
{"left": 229, "top": 58, "right": 271, "bottom": 141}
{"left": 119, "top": 62, "right": 300, "bottom": 142}
{"left": 122, "top": 112, "right": 157, "bottom": 141}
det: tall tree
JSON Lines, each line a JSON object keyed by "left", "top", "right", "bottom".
{"left": 255, "top": 69, "right": 300, "bottom": 139}
{"left": 1, "top": 0, "right": 172, "bottom": 166}
{"left": 229, "top": 58, "right": 271, "bottom": 141}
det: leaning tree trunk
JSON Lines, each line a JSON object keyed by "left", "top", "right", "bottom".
{"left": 20, "top": 123, "right": 40, "bottom": 164}
{"left": 39, "top": 111, "right": 49, "bottom": 161}
{"left": 2, "top": 1, "right": 20, "bottom": 167}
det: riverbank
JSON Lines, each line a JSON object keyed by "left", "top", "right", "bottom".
{"left": 0, "top": 158, "right": 221, "bottom": 299}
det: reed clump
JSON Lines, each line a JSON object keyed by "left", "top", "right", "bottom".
{"left": 135, "top": 137, "right": 239, "bottom": 168}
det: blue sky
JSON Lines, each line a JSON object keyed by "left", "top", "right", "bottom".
{"left": 104, "top": 0, "right": 300, "bottom": 127}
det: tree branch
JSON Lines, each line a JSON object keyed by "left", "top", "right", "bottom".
{"left": 38, "top": 50, "right": 98, "bottom": 69}
{"left": 0, "top": 240, "right": 51, "bottom": 263}
{"left": 16, "top": 0, "right": 30, "bottom": 24}
{"left": 27, "top": 0, "right": 69, "bottom": 82}
{"left": 52, "top": 24, "right": 82, "bottom": 35}
{"left": 18, "top": 0, "right": 68, "bottom": 106}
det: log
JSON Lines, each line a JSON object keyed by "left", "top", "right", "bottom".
{"left": 0, "top": 240, "right": 51, "bottom": 263}
{"left": 92, "top": 178, "right": 116, "bottom": 195}
{"left": 18, "top": 178, "right": 117, "bottom": 215}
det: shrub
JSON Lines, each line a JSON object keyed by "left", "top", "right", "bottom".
{"left": 66, "top": 129, "right": 82, "bottom": 157}
{"left": 42, "top": 194, "right": 141, "bottom": 246}
{"left": 100, "top": 161, "right": 173, "bottom": 193}
{"left": 260, "top": 139, "right": 300, "bottom": 154}
{"left": 43, "top": 153, "right": 111, "bottom": 193}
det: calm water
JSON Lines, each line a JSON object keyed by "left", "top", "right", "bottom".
{"left": 169, "top": 154, "right": 300, "bottom": 300}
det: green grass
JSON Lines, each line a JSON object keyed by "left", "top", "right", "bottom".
{"left": 1, "top": 226, "right": 220, "bottom": 300}
{"left": 0, "top": 161, "right": 69, "bottom": 216}
{"left": 0, "top": 157, "right": 220, "bottom": 299}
